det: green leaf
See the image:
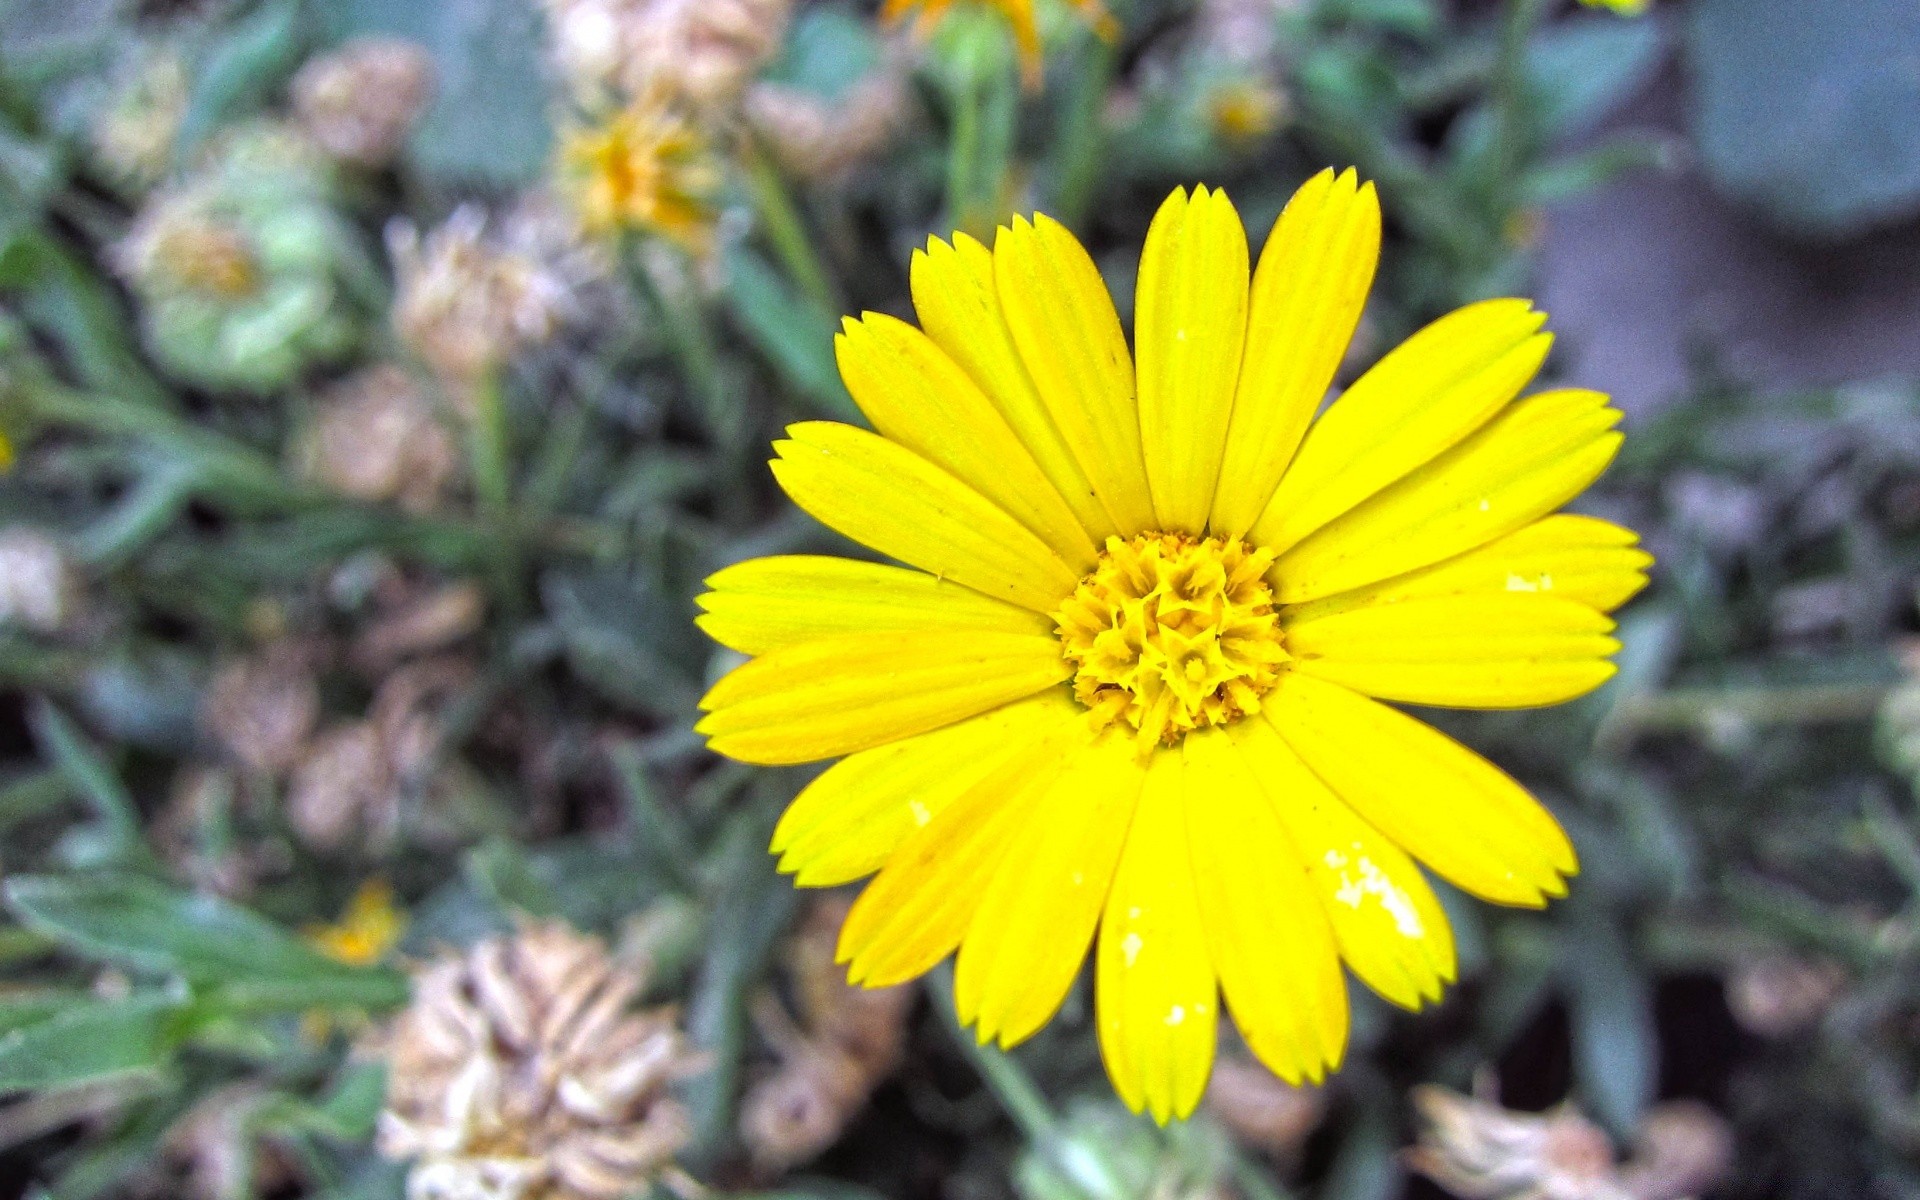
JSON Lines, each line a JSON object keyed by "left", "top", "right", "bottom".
{"left": 1561, "top": 906, "right": 1656, "bottom": 1136}
{"left": 27, "top": 699, "right": 146, "bottom": 867}
{"left": 3, "top": 874, "right": 407, "bottom": 1010}
{"left": 175, "top": 0, "right": 309, "bottom": 155}
{"left": 0, "top": 994, "right": 185, "bottom": 1093}
{"left": 764, "top": 6, "right": 881, "bottom": 102}
{"left": 722, "top": 248, "right": 860, "bottom": 422}
{"left": 1527, "top": 13, "right": 1666, "bottom": 141}
{"left": 320, "top": 0, "right": 553, "bottom": 184}
{"left": 1689, "top": 0, "right": 1920, "bottom": 236}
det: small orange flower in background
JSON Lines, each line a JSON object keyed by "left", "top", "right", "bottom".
{"left": 695, "top": 169, "right": 1649, "bottom": 1122}
{"left": 558, "top": 92, "right": 720, "bottom": 252}
{"left": 885, "top": 0, "right": 1119, "bottom": 88}
{"left": 307, "top": 878, "right": 407, "bottom": 967}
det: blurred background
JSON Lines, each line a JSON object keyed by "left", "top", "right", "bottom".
{"left": 0, "top": 0, "right": 1918, "bottom": 1198}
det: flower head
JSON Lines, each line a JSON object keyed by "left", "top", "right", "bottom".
{"left": 307, "top": 879, "right": 407, "bottom": 967}
{"left": 888, "top": 0, "right": 1118, "bottom": 88}
{"left": 694, "top": 170, "right": 1649, "bottom": 1121}
{"left": 558, "top": 96, "right": 720, "bottom": 251}
{"left": 291, "top": 37, "right": 436, "bottom": 168}
{"left": 540, "top": 0, "right": 791, "bottom": 111}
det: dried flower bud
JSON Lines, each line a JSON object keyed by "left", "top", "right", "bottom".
{"left": 541, "top": 0, "right": 791, "bottom": 111}
{"left": 1619, "top": 1101, "right": 1733, "bottom": 1200}
{"left": 292, "top": 38, "right": 436, "bottom": 168}
{"left": 200, "top": 643, "right": 322, "bottom": 775}
{"left": 377, "top": 921, "right": 704, "bottom": 1200}
{"left": 288, "top": 721, "right": 396, "bottom": 851}
{"left": 1726, "top": 954, "right": 1846, "bottom": 1038}
{"left": 746, "top": 73, "right": 912, "bottom": 183}
{"left": 91, "top": 44, "right": 191, "bottom": 194}
{"left": 1203, "top": 1056, "right": 1324, "bottom": 1160}
{"left": 389, "top": 205, "right": 578, "bottom": 388}
{"left": 1406, "top": 1085, "right": 1628, "bottom": 1200}
{"left": 0, "top": 527, "right": 81, "bottom": 634}
{"left": 739, "top": 898, "right": 912, "bottom": 1172}
{"left": 300, "top": 365, "right": 458, "bottom": 512}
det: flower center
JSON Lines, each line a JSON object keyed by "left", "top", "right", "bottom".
{"left": 1052, "top": 532, "right": 1289, "bottom": 749}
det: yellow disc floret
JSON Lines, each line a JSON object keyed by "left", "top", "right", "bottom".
{"left": 1053, "top": 532, "right": 1289, "bottom": 749}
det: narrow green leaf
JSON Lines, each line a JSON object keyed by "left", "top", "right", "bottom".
{"left": 722, "top": 248, "right": 860, "bottom": 422}
{"left": 0, "top": 995, "right": 185, "bottom": 1093}
{"left": 174, "top": 0, "right": 309, "bottom": 155}
{"left": 26, "top": 700, "right": 145, "bottom": 865}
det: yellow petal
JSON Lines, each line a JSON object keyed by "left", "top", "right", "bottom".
{"left": 1181, "top": 729, "right": 1347, "bottom": 1086}
{"left": 1231, "top": 718, "right": 1456, "bottom": 1011}
{"left": 1263, "top": 671, "right": 1576, "bottom": 906}
{"left": 771, "top": 691, "right": 1083, "bottom": 886}
{"left": 993, "top": 214, "right": 1157, "bottom": 534}
{"left": 1210, "top": 168, "right": 1381, "bottom": 537}
{"left": 1135, "top": 185, "right": 1250, "bottom": 534}
{"left": 697, "top": 555, "right": 1053, "bottom": 656}
{"left": 1281, "top": 514, "right": 1652, "bottom": 624}
{"left": 771, "top": 421, "right": 1080, "bottom": 611}
{"left": 1251, "top": 299, "right": 1552, "bottom": 555}
{"left": 1097, "top": 749, "right": 1220, "bottom": 1122}
{"left": 956, "top": 731, "right": 1145, "bottom": 1048}
{"left": 837, "top": 314, "right": 1097, "bottom": 570}
{"left": 1273, "top": 389, "right": 1624, "bottom": 602}
{"left": 911, "top": 234, "right": 1118, "bottom": 541}
{"left": 1285, "top": 593, "right": 1621, "bottom": 708}
{"left": 838, "top": 727, "right": 1083, "bottom": 986}
{"left": 695, "top": 631, "right": 1069, "bottom": 765}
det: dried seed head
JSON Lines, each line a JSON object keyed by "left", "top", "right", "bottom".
{"left": 1619, "top": 1101, "right": 1733, "bottom": 1200}
{"left": 299, "top": 365, "right": 458, "bottom": 513}
{"left": 541, "top": 0, "right": 792, "bottom": 111}
{"left": 1203, "top": 1056, "right": 1325, "bottom": 1160}
{"left": 1406, "top": 1085, "right": 1628, "bottom": 1200}
{"left": 201, "top": 643, "right": 323, "bottom": 775}
{"left": 0, "top": 527, "right": 81, "bottom": 634}
{"left": 745, "top": 72, "right": 912, "bottom": 182}
{"left": 92, "top": 44, "right": 191, "bottom": 193}
{"left": 292, "top": 37, "right": 436, "bottom": 168}
{"left": 288, "top": 721, "right": 396, "bottom": 851}
{"left": 389, "top": 205, "right": 578, "bottom": 388}
{"left": 1726, "top": 954, "right": 1846, "bottom": 1038}
{"left": 376, "top": 921, "right": 703, "bottom": 1200}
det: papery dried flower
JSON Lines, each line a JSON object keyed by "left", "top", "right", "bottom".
{"left": 351, "top": 583, "right": 487, "bottom": 673}
{"left": 1203, "top": 1056, "right": 1324, "bottom": 1160}
{"left": 540, "top": 0, "right": 791, "bottom": 111}
{"left": 201, "top": 643, "right": 322, "bottom": 775}
{"left": 291, "top": 37, "right": 436, "bottom": 168}
{"left": 288, "top": 721, "right": 397, "bottom": 851}
{"left": 745, "top": 73, "right": 912, "bottom": 183}
{"left": 1407, "top": 1085, "right": 1626, "bottom": 1200}
{"left": 376, "top": 921, "right": 704, "bottom": 1200}
{"left": 308, "top": 879, "right": 408, "bottom": 968}
{"left": 558, "top": 96, "right": 720, "bottom": 252}
{"left": 739, "top": 897, "right": 912, "bottom": 1172}
{"left": 1618, "top": 1102, "right": 1733, "bottom": 1200}
{"left": 91, "top": 44, "right": 190, "bottom": 193}
{"left": 389, "top": 205, "right": 578, "bottom": 388}
{"left": 114, "top": 123, "right": 370, "bottom": 391}
{"left": 1726, "top": 953, "right": 1846, "bottom": 1038}
{"left": 0, "top": 527, "right": 81, "bottom": 634}
{"left": 300, "top": 365, "right": 458, "bottom": 512}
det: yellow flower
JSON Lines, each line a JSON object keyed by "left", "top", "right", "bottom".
{"left": 694, "top": 171, "right": 1650, "bottom": 1122}
{"left": 307, "top": 879, "right": 407, "bottom": 967}
{"left": 0, "top": 430, "right": 13, "bottom": 473}
{"left": 885, "top": 0, "right": 1118, "bottom": 88}
{"left": 1577, "top": 0, "right": 1648, "bottom": 13}
{"left": 558, "top": 95, "right": 720, "bottom": 252}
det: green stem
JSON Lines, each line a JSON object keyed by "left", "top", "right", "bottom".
{"left": 1605, "top": 682, "right": 1891, "bottom": 737}
{"left": 945, "top": 53, "right": 1019, "bottom": 238}
{"left": 925, "top": 965, "right": 1058, "bottom": 1141}
{"left": 1048, "top": 34, "right": 1117, "bottom": 232}
{"left": 740, "top": 134, "right": 839, "bottom": 315}
{"left": 466, "top": 368, "right": 513, "bottom": 513}
{"left": 1492, "top": 0, "right": 1549, "bottom": 193}
{"left": 628, "top": 242, "right": 731, "bottom": 433}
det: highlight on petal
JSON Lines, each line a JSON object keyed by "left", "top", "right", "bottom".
{"left": 1097, "top": 750, "right": 1221, "bottom": 1122}
{"left": 1273, "top": 389, "right": 1625, "bottom": 603}
{"left": 1231, "top": 718, "right": 1456, "bottom": 1011}
{"left": 695, "top": 630, "right": 1069, "bottom": 765}
{"left": 697, "top": 555, "right": 1053, "bottom": 656}
{"left": 771, "top": 691, "right": 1083, "bottom": 886}
{"left": 1135, "top": 185, "right": 1250, "bottom": 534}
{"left": 1280, "top": 514, "right": 1652, "bottom": 625}
{"left": 836, "top": 313, "right": 1097, "bottom": 570}
{"left": 770, "top": 421, "right": 1080, "bottom": 611}
{"left": 1284, "top": 593, "right": 1621, "bottom": 708}
{"left": 1181, "top": 729, "right": 1347, "bottom": 1086}
{"left": 1210, "top": 168, "right": 1381, "bottom": 537}
{"left": 993, "top": 213, "right": 1157, "bottom": 534}
{"left": 956, "top": 731, "right": 1146, "bottom": 1048}
{"left": 1264, "top": 671, "right": 1577, "bottom": 907}
{"left": 838, "top": 725, "right": 1084, "bottom": 987}
{"left": 911, "top": 233, "right": 1118, "bottom": 541}
{"left": 1252, "top": 299, "right": 1552, "bottom": 556}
